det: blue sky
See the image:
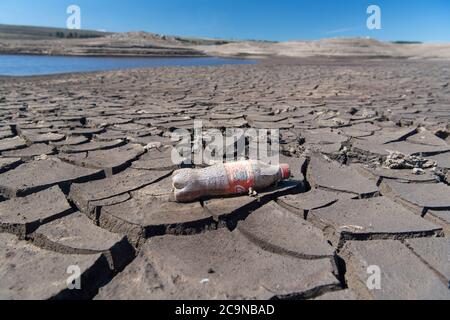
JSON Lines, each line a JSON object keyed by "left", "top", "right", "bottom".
{"left": 0, "top": 0, "right": 449, "bottom": 42}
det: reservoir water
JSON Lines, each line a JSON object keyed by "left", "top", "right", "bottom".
{"left": 0, "top": 55, "right": 257, "bottom": 76}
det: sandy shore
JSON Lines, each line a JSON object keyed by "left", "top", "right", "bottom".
{"left": 0, "top": 57, "right": 449, "bottom": 300}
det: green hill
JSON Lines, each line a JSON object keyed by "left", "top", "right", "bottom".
{"left": 0, "top": 24, "right": 110, "bottom": 40}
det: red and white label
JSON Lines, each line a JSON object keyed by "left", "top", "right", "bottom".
{"left": 224, "top": 161, "right": 255, "bottom": 194}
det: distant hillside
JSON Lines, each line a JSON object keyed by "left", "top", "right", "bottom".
{"left": 0, "top": 24, "right": 207, "bottom": 57}
{"left": 197, "top": 37, "right": 450, "bottom": 60}
{"left": 0, "top": 24, "right": 449, "bottom": 60}
{"left": 0, "top": 24, "right": 110, "bottom": 40}
{"left": 0, "top": 24, "right": 232, "bottom": 45}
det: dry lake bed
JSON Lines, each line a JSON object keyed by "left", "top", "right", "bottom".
{"left": 0, "top": 56, "right": 449, "bottom": 299}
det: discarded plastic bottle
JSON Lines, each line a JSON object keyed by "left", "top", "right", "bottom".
{"left": 172, "top": 160, "right": 290, "bottom": 202}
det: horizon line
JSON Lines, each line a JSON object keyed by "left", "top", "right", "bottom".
{"left": 2, "top": 22, "right": 450, "bottom": 44}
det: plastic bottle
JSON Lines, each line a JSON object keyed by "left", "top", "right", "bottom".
{"left": 172, "top": 160, "right": 290, "bottom": 202}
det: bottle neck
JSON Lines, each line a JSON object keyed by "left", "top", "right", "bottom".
{"left": 279, "top": 163, "right": 290, "bottom": 179}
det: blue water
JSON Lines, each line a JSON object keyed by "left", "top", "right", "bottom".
{"left": 0, "top": 54, "right": 257, "bottom": 76}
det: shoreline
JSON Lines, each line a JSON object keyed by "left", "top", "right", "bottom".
{"left": 0, "top": 52, "right": 209, "bottom": 58}
{"left": 3, "top": 54, "right": 447, "bottom": 79}
{"left": 0, "top": 55, "right": 259, "bottom": 78}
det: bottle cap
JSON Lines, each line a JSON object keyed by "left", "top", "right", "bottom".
{"left": 279, "top": 163, "right": 291, "bottom": 179}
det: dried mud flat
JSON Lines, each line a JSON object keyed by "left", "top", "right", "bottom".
{"left": 0, "top": 57, "right": 449, "bottom": 300}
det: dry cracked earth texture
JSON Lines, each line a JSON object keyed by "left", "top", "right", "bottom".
{"left": 0, "top": 57, "right": 449, "bottom": 300}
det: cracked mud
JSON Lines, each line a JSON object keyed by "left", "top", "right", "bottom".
{"left": 0, "top": 57, "right": 449, "bottom": 300}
